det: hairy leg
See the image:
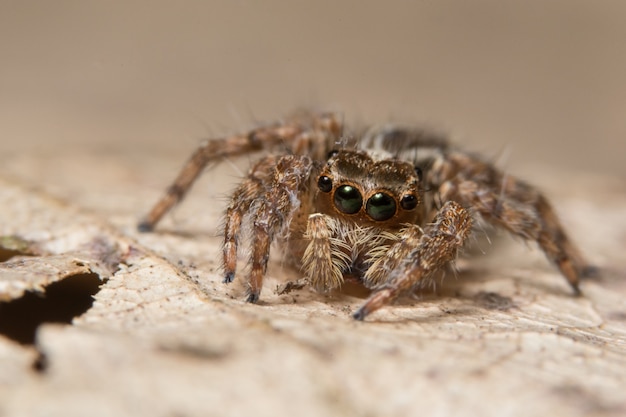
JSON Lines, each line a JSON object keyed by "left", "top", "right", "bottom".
{"left": 354, "top": 201, "right": 472, "bottom": 320}
{"left": 138, "top": 112, "right": 341, "bottom": 231}
{"left": 228, "top": 155, "right": 315, "bottom": 302}
{"left": 434, "top": 152, "right": 592, "bottom": 293}
{"left": 223, "top": 156, "right": 278, "bottom": 284}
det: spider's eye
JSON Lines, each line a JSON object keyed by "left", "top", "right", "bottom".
{"left": 400, "top": 194, "right": 418, "bottom": 210}
{"left": 327, "top": 149, "right": 340, "bottom": 159}
{"left": 414, "top": 166, "right": 423, "bottom": 181}
{"left": 318, "top": 176, "right": 333, "bottom": 193}
{"left": 366, "top": 192, "right": 397, "bottom": 221}
{"left": 334, "top": 185, "right": 362, "bottom": 214}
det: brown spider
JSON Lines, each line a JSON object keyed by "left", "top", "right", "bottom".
{"left": 138, "top": 111, "right": 594, "bottom": 320}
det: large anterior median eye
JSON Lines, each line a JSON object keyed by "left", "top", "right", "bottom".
{"left": 334, "top": 185, "right": 363, "bottom": 214}
{"left": 366, "top": 192, "right": 397, "bottom": 221}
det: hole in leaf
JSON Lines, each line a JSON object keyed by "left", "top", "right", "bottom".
{"left": 0, "top": 273, "right": 103, "bottom": 345}
{"left": 0, "top": 236, "right": 38, "bottom": 262}
{"left": 0, "top": 247, "right": 25, "bottom": 262}
{"left": 32, "top": 351, "right": 49, "bottom": 373}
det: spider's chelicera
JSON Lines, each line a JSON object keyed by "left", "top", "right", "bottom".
{"left": 138, "top": 111, "right": 594, "bottom": 320}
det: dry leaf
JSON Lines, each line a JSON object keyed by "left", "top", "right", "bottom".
{"left": 1, "top": 148, "right": 625, "bottom": 417}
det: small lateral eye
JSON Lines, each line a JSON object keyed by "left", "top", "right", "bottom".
{"left": 414, "top": 166, "right": 423, "bottom": 181}
{"left": 334, "top": 185, "right": 363, "bottom": 214}
{"left": 318, "top": 176, "right": 333, "bottom": 193}
{"left": 400, "top": 194, "right": 418, "bottom": 210}
{"left": 366, "top": 192, "right": 397, "bottom": 221}
{"left": 327, "top": 149, "right": 340, "bottom": 160}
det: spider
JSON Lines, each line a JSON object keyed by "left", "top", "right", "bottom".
{"left": 138, "top": 111, "right": 593, "bottom": 320}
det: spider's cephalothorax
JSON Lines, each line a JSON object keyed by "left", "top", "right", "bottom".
{"left": 138, "top": 111, "right": 593, "bottom": 320}
{"left": 316, "top": 149, "right": 423, "bottom": 226}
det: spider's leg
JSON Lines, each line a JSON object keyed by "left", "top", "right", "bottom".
{"left": 138, "top": 134, "right": 262, "bottom": 232}
{"left": 242, "top": 155, "right": 314, "bottom": 302}
{"left": 354, "top": 201, "right": 471, "bottom": 320}
{"left": 435, "top": 152, "right": 592, "bottom": 294}
{"left": 138, "top": 112, "right": 341, "bottom": 231}
{"left": 223, "top": 156, "right": 278, "bottom": 283}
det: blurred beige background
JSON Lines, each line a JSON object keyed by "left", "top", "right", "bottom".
{"left": 1, "top": 1, "right": 625, "bottom": 177}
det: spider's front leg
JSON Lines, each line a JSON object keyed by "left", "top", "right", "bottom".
{"left": 353, "top": 201, "right": 472, "bottom": 320}
{"left": 223, "top": 154, "right": 315, "bottom": 302}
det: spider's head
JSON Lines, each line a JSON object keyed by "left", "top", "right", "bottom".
{"left": 315, "top": 149, "right": 423, "bottom": 227}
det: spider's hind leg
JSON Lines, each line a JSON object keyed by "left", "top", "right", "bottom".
{"left": 138, "top": 134, "right": 262, "bottom": 232}
{"left": 138, "top": 112, "right": 342, "bottom": 231}
{"left": 434, "top": 152, "right": 592, "bottom": 294}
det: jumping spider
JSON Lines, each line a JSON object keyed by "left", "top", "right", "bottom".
{"left": 138, "top": 111, "right": 593, "bottom": 320}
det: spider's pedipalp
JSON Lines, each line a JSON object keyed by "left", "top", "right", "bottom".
{"left": 302, "top": 213, "right": 352, "bottom": 292}
{"left": 362, "top": 225, "right": 423, "bottom": 288}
